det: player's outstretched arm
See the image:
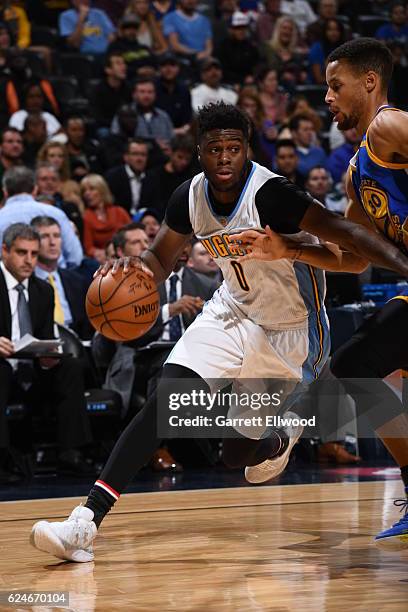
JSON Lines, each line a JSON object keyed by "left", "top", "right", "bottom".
{"left": 232, "top": 226, "right": 369, "bottom": 273}
{"left": 234, "top": 171, "right": 371, "bottom": 272}
{"left": 299, "top": 202, "right": 408, "bottom": 276}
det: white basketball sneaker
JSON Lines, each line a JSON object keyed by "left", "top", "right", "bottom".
{"left": 245, "top": 412, "right": 304, "bottom": 484}
{"left": 30, "top": 505, "right": 97, "bottom": 563}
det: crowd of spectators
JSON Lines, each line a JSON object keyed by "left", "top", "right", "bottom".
{"left": 0, "top": 0, "right": 406, "bottom": 483}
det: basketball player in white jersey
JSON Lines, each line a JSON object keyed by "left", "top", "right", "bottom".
{"left": 30, "top": 103, "right": 408, "bottom": 563}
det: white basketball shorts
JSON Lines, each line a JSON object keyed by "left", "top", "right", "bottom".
{"left": 165, "top": 290, "right": 309, "bottom": 389}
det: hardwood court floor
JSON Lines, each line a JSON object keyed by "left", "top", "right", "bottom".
{"left": 1, "top": 480, "right": 408, "bottom": 611}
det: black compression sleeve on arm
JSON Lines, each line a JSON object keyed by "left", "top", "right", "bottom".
{"left": 255, "top": 176, "right": 315, "bottom": 234}
{"left": 164, "top": 178, "right": 194, "bottom": 235}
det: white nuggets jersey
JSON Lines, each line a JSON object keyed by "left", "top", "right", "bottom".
{"left": 188, "top": 162, "right": 326, "bottom": 330}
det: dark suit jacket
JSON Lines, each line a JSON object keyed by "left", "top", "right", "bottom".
{"left": 0, "top": 269, "right": 54, "bottom": 345}
{"left": 105, "top": 164, "right": 156, "bottom": 214}
{"left": 158, "top": 267, "right": 220, "bottom": 331}
{"left": 59, "top": 268, "right": 94, "bottom": 340}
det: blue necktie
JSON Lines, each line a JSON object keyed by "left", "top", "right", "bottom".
{"left": 169, "top": 274, "right": 182, "bottom": 341}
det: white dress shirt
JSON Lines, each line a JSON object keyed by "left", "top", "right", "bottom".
{"left": 125, "top": 164, "right": 145, "bottom": 215}
{"left": 161, "top": 268, "right": 185, "bottom": 341}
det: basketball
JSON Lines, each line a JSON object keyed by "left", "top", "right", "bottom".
{"left": 86, "top": 268, "right": 160, "bottom": 341}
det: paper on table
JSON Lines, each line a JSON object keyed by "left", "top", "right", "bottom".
{"left": 13, "top": 333, "right": 63, "bottom": 355}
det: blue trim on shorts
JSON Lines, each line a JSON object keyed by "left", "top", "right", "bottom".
{"left": 302, "top": 312, "right": 330, "bottom": 384}
{"left": 293, "top": 262, "right": 330, "bottom": 384}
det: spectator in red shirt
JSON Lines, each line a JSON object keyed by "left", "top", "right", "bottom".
{"left": 81, "top": 173, "right": 130, "bottom": 262}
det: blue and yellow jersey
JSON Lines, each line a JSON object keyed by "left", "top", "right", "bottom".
{"left": 350, "top": 105, "right": 408, "bottom": 256}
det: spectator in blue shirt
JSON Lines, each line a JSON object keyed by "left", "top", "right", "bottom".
{"left": 289, "top": 114, "right": 327, "bottom": 178}
{"left": 376, "top": 1, "right": 408, "bottom": 45}
{"left": 308, "top": 17, "right": 346, "bottom": 84}
{"left": 163, "top": 0, "right": 213, "bottom": 60}
{"left": 59, "top": 0, "right": 115, "bottom": 55}
{"left": 0, "top": 167, "right": 83, "bottom": 268}
{"left": 327, "top": 127, "right": 359, "bottom": 184}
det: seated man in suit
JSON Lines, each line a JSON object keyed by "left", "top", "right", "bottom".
{"left": 30, "top": 215, "right": 94, "bottom": 340}
{"left": 0, "top": 223, "right": 93, "bottom": 483}
{"left": 105, "top": 138, "right": 155, "bottom": 216}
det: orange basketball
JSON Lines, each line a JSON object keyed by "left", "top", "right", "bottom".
{"left": 86, "top": 269, "right": 160, "bottom": 341}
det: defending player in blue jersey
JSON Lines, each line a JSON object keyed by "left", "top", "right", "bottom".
{"left": 235, "top": 38, "right": 408, "bottom": 551}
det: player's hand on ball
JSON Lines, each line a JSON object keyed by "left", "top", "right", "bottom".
{"left": 87, "top": 266, "right": 159, "bottom": 341}
{"left": 95, "top": 256, "right": 153, "bottom": 278}
{"left": 231, "top": 226, "right": 290, "bottom": 261}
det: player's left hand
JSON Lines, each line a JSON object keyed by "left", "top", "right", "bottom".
{"left": 231, "top": 226, "right": 290, "bottom": 261}
{"left": 94, "top": 256, "right": 154, "bottom": 278}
